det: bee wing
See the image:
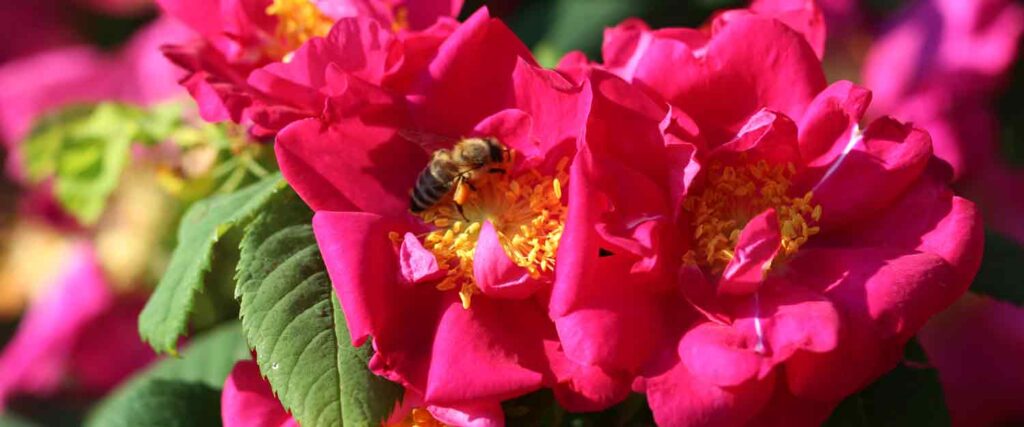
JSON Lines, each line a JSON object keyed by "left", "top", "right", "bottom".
{"left": 397, "top": 129, "right": 458, "bottom": 153}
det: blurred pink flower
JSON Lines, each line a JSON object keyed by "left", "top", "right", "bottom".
{"left": 0, "top": 17, "right": 192, "bottom": 178}
{"left": 918, "top": 293, "right": 1024, "bottom": 426}
{"left": 158, "top": 0, "right": 462, "bottom": 136}
{"left": 0, "top": 244, "right": 152, "bottom": 408}
{"left": 863, "top": 0, "right": 1024, "bottom": 182}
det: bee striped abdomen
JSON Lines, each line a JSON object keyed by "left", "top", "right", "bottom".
{"left": 410, "top": 169, "right": 452, "bottom": 212}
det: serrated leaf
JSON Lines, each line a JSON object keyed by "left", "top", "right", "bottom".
{"left": 22, "top": 103, "right": 142, "bottom": 225}
{"left": 236, "top": 188, "right": 403, "bottom": 427}
{"left": 86, "top": 322, "right": 248, "bottom": 427}
{"left": 823, "top": 339, "right": 949, "bottom": 427}
{"left": 139, "top": 173, "right": 286, "bottom": 353}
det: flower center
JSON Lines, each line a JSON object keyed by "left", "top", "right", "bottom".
{"left": 389, "top": 408, "right": 447, "bottom": 427}
{"left": 265, "top": 0, "right": 333, "bottom": 58}
{"left": 683, "top": 160, "right": 821, "bottom": 274}
{"left": 409, "top": 156, "right": 568, "bottom": 309}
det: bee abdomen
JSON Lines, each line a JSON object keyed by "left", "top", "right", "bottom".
{"left": 410, "top": 169, "right": 452, "bottom": 212}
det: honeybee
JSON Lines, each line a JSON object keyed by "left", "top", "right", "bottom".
{"left": 409, "top": 137, "right": 508, "bottom": 213}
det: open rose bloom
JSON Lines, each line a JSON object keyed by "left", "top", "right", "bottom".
{"left": 158, "top": 0, "right": 463, "bottom": 135}
{"left": 548, "top": 3, "right": 985, "bottom": 425}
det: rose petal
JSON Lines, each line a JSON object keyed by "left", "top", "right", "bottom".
{"left": 720, "top": 209, "right": 782, "bottom": 296}
{"left": 221, "top": 360, "right": 298, "bottom": 427}
{"left": 473, "top": 220, "right": 539, "bottom": 300}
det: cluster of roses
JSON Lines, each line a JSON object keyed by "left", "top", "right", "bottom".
{"left": 160, "top": 0, "right": 984, "bottom": 425}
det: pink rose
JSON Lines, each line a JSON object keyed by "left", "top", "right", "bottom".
{"left": 556, "top": 10, "right": 984, "bottom": 426}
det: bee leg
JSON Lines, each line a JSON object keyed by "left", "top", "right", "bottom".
{"left": 487, "top": 168, "right": 506, "bottom": 174}
{"left": 455, "top": 202, "right": 468, "bottom": 221}
{"left": 453, "top": 177, "right": 474, "bottom": 206}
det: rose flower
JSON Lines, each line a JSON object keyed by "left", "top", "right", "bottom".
{"left": 158, "top": 0, "right": 462, "bottom": 136}
{"left": 552, "top": 5, "right": 984, "bottom": 426}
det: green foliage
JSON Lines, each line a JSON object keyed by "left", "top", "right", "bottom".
{"left": 138, "top": 173, "right": 286, "bottom": 354}
{"left": 86, "top": 322, "right": 249, "bottom": 427}
{"left": 86, "top": 380, "right": 221, "bottom": 427}
{"left": 823, "top": 339, "right": 949, "bottom": 427}
{"left": 236, "top": 188, "right": 403, "bottom": 427}
{"left": 0, "top": 414, "right": 39, "bottom": 427}
{"left": 971, "top": 230, "right": 1024, "bottom": 304}
{"left": 22, "top": 103, "right": 140, "bottom": 225}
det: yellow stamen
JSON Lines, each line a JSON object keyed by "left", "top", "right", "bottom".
{"left": 265, "top": 0, "right": 333, "bottom": 59}
{"left": 388, "top": 408, "right": 448, "bottom": 427}
{"left": 411, "top": 153, "right": 569, "bottom": 309}
{"left": 683, "top": 160, "right": 820, "bottom": 274}
{"left": 391, "top": 5, "right": 410, "bottom": 32}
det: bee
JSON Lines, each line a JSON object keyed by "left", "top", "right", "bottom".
{"left": 409, "top": 136, "right": 508, "bottom": 213}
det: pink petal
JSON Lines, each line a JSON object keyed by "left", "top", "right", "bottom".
{"left": 221, "top": 360, "right": 298, "bottom": 427}
{"left": 419, "top": 298, "right": 549, "bottom": 404}
{"left": 399, "top": 232, "right": 444, "bottom": 285}
{"left": 409, "top": 8, "right": 536, "bottom": 135}
{"left": 747, "top": 0, "right": 827, "bottom": 58}
{"left": 471, "top": 109, "right": 538, "bottom": 160}
{"left": 473, "top": 221, "right": 539, "bottom": 300}
{"left": 69, "top": 294, "right": 154, "bottom": 393}
{"left": 919, "top": 293, "right": 1024, "bottom": 427}
{"left": 641, "top": 346, "right": 775, "bottom": 427}
{"left": 0, "top": 244, "right": 113, "bottom": 407}
{"left": 783, "top": 247, "right": 959, "bottom": 401}
{"left": 629, "top": 14, "right": 826, "bottom": 145}
{"left": 708, "top": 109, "right": 802, "bottom": 166}
{"left": 276, "top": 110, "right": 425, "bottom": 215}
{"left": 797, "top": 80, "right": 872, "bottom": 165}
{"left": 719, "top": 209, "right": 781, "bottom": 296}
{"left": 729, "top": 282, "right": 840, "bottom": 365}
{"left": 544, "top": 340, "right": 632, "bottom": 412}
{"left": 551, "top": 145, "right": 674, "bottom": 374}
{"left": 804, "top": 116, "right": 932, "bottom": 230}
{"left": 509, "top": 57, "right": 592, "bottom": 159}
{"left": 426, "top": 400, "right": 504, "bottom": 427}
{"left": 679, "top": 322, "right": 764, "bottom": 387}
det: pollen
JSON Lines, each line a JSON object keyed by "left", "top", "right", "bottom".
{"left": 683, "top": 160, "right": 820, "bottom": 274}
{"left": 391, "top": 5, "right": 410, "bottom": 32}
{"left": 413, "top": 156, "right": 569, "bottom": 309}
{"left": 388, "top": 408, "right": 447, "bottom": 427}
{"left": 265, "top": 0, "right": 333, "bottom": 58}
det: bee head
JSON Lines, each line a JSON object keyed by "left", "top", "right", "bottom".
{"left": 484, "top": 137, "right": 508, "bottom": 163}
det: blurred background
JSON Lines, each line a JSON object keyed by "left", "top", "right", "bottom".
{"left": 1, "top": 0, "right": 1022, "bottom": 425}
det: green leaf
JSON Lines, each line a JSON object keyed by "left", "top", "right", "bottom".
{"left": 139, "top": 173, "right": 287, "bottom": 354}
{"left": 87, "top": 322, "right": 249, "bottom": 427}
{"left": 22, "top": 103, "right": 142, "bottom": 225}
{"left": 0, "top": 414, "right": 40, "bottom": 427}
{"left": 823, "top": 339, "right": 949, "bottom": 427}
{"left": 970, "top": 230, "right": 1024, "bottom": 304}
{"left": 236, "top": 188, "right": 403, "bottom": 427}
{"left": 136, "top": 101, "right": 185, "bottom": 144}
{"left": 86, "top": 380, "right": 221, "bottom": 427}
